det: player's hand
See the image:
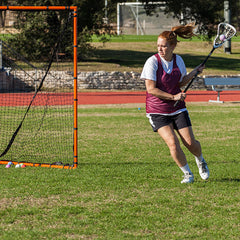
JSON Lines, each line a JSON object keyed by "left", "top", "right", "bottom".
{"left": 173, "top": 92, "right": 186, "bottom": 101}
{"left": 196, "top": 64, "right": 205, "bottom": 74}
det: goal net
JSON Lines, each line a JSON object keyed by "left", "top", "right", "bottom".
{"left": 117, "top": 2, "right": 179, "bottom": 35}
{"left": 0, "top": 6, "right": 78, "bottom": 169}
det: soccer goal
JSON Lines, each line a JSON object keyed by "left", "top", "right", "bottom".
{"left": 0, "top": 6, "right": 78, "bottom": 169}
{"left": 117, "top": 2, "right": 179, "bottom": 35}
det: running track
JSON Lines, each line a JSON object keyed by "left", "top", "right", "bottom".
{"left": 77, "top": 91, "right": 240, "bottom": 104}
{"left": 0, "top": 91, "right": 239, "bottom": 106}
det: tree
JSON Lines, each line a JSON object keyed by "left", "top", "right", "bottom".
{"left": 0, "top": 0, "right": 11, "bottom": 27}
{"left": 5, "top": 0, "right": 114, "bottom": 60}
{"left": 142, "top": 0, "right": 239, "bottom": 38}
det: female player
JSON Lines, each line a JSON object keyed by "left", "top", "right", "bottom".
{"left": 141, "top": 23, "right": 209, "bottom": 183}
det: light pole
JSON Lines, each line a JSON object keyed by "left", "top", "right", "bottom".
{"left": 224, "top": 1, "right": 231, "bottom": 54}
{"left": 104, "top": 0, "right": 108, "bottom": 24}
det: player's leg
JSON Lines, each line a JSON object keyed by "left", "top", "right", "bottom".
{"left": 157, "top": 124, "right": 194, "bottom": 183}
{"left": 177, "top": 126, "right": 209, "bottom": 180}
{"left": 157, "top": 124, "right": 186, "bottom": 167}
{"left": 177, "top": 125, "right": 201, "bottom": 156}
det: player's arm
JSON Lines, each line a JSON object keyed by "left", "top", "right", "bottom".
{"left": 179, "top": 64, "right": 205, "bottom": 88}
{"left": 145, "top": 79, "right": 185, "bottom": 101}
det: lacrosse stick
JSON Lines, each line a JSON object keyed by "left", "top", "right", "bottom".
{"left": 174, "top": 22, "right": 236, "bottom": 107}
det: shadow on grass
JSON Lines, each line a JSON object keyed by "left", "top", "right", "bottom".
{"left": 80, "top": 161, "right": 176, "bottom": 167}
{"left": 215, "top": 178, "right": 240, "bottom": 182}
{"left": 88, "top": 49, "right": 240, "bottom": 71}
{"left": 183, "top": 54, "right": 240, "bottom": 71}
{"left": 89, "top": 49, "right": 153, "bottom": 67}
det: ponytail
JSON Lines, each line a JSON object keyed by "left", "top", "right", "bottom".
{"left": 171, "top": 23, "right": 195, "bottom": 39}
{"left": 159, "top": 23, "right": 195, "bottom": 45}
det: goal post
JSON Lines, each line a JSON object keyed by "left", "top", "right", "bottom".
{"left": 0, "top": 6, "right": 78, "bottom": 169}
{"left": 117, "top": 1, "right": 179, "bottom": 35}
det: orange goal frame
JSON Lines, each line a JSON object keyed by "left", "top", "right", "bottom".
{"left": 0, "top": 6, "right": 78, "bottom": 169}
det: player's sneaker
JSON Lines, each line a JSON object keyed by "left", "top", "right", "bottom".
{"left": 196, "top": 158, "right": 209, "bottom": 180}
{"left": 181, "top": 173, "right": 194, "bottom": 184}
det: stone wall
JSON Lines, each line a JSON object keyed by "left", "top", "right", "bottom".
{"left": 78, "top": 71, "right": 145, "bottom": 90}
{"left": 77, "top": 71, "right": 206, "bottom": 90}
{"left": 1, "top": 70, "right": 239, "bottom": 92}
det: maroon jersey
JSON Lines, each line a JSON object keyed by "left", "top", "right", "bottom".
{"left": 146, "top": 54, "right": 186, "bottom": 114}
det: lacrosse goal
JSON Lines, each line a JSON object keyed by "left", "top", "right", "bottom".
{"left": 0, "top": 6, "right": 78, "bottom": 169}
{"left": 117, "top": 2, "right": 179, "bottom": 35}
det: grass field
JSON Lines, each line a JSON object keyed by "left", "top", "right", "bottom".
{"left": 0, "top": 103, "right": 239, "bottom": 239}
{"left": 81, "top": 34, "right": 240, "bottom": 75}
{"left": 2, "top": 32, "right": 240, "bottom": 75}
{"left": 92, "top": 34, "right": 240, "bottom": 43}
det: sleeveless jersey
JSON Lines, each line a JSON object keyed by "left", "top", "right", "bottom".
{"left": 146, "top": 53, "right": 186, "bottom": 114}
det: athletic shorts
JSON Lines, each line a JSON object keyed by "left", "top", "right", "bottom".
{"left": 147, "top": 111, "right": 192, "bottom": 132}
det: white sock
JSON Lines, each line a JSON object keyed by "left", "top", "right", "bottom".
{"left": 180, "top": 164, "right": 192, "bottom": 175}
{"left": 195, "top": 154, "right": 204, "bottom": 163}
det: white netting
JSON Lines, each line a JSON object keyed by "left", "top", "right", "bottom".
{"left": 214, "top": 23, "right": 237, "bottom": 47}
{"left": 117, "top": 2, "right": 180, "bottom": 35}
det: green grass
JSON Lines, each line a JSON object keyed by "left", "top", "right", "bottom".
{"left": 0, "top": 103, "right": 239, "bottom": 239}
{"left": 91, "top": 34, "right": 240, "bottom": 42}
{"left": 82, "top": 34, "right": 240, "bottom": 74}
{"left": 92, "top": 34, "right": 160, "bottom": 42}
{"left": 2, "top": 32, "right": 240, "bottom": 74}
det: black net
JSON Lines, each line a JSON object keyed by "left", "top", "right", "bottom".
{"left": 0, "top": 9, "right": 75, "bottom": 166}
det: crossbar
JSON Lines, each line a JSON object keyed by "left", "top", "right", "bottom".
{"left": 0, "top": 6, "right": 76, "bottom": 11}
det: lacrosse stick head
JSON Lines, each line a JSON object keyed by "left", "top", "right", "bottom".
{"left": 213, "top": 22, "right": 236, "bottom": 48}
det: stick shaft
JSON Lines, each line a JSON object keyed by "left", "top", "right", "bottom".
{"left": 173, "top": 47, "right": 215, "bottom": 107}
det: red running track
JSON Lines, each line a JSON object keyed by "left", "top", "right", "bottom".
{"left": 0, "top": 91, "right": 239, "bottom": 106}
{"left": 77, "top": 91, "right": 240, "bottom": 104}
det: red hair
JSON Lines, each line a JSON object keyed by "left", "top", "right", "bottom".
{"left": 158, "top": 23, "right": 195, "bottom": 45}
